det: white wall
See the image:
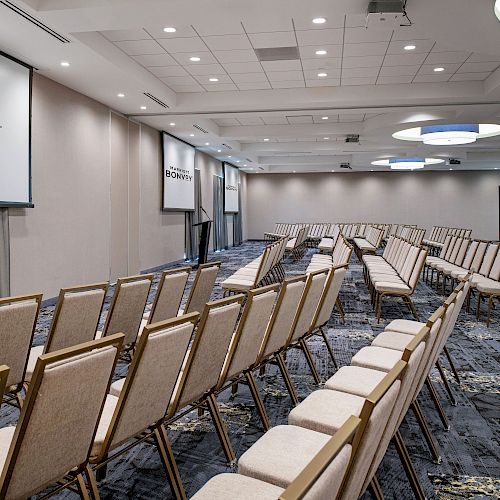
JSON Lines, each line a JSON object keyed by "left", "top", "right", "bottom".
{"left": 246, "top": 171, "right": 500, "bottom": 240}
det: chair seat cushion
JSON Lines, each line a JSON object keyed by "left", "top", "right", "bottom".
{"left": 191, "top": 473, "right": 284, "bottom": 500}
{"left": 91, "top": 394, "right": 119, "bottom": 458}
{"left": 384, "top": 319, "right": 425, "bottom": 335}
{"left": 371, "top": 331, "right": 414, "bottom": 351}
{"left": 471, "top": 273, "right": 490, "bottom": 287}
{"left": 221, "top": 278, "right": 256, "bottom": 290}
{"left": 324, "top": 366, "right": 387, "bottom": 397}
{"left": 109, "top": 378, "right": 125, "bottom": 397}
{"left": 24, "top": 344, "right": 44, "bottom": 383}
{"left": 477, "top": 279, "right": 500, "bottom": 294}
{"left": 286, "top": 238, "right": 297, "bottom": 250}
{"left": 351, "top": 346, "right": 402, "bottom": 372}
{"left": 374, "top": 281, "right": 410, "bottom": 293}
{"left": 450, "top": 268, "right": 468, "bottom": 279}
{"left": 0, "top": 426, "right": 15, "bottom": 470}
{"left": 288, "top": 390, "right": 364, "bottom": 435}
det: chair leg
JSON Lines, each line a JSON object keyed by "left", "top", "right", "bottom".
{"left": 392, "top": 430, "right": 427, "bottom": 500}
{"left": 410, "top": 401, "right": 442, "bottom": 464}
{"left": 154, "top": 425, "right": 187, "bottom": 500}
{"left": 405, "top": 296, "right": 420, "bottom": 321}
{"left": 367, "top": 475, "right": 385, "bottom": 500}
{"left": 425, "top": 377, "right": 450, "bottom": 431}
{"left": 443, "top": 346, "right": 461, "bottom": 384}
{"left": 486, "top": 295, "right": 494, "bottom": 328}
{"left": 476, "top": 291, "right": 482, "bottom": 320}
{"left": 319, "top": 327, "right": 338, "bottom": 370}
{"left": 275, "top": 352, "right": 299, "bottom": 405}
{"left": 435, "top": 360, "right": 457, "bottom": 406}
{"left": 245, "top": 371, "right": 270, "bottom": 431}
{"left": 75, "top": 473, "right": 91, "bottom": 500}
{"left": 298, "top": 338, "right": 321, "bottom": 385}
{"left": 376, "top": 293, "right": 385, "bottom": 323}
{"left": 206, "top": 393, "right": 235, "bottom": 464}
{"left": 84, "top": 465, "right": 101, "bottom": 500}
{"left": 335, "top": 297, "right": 345, "bottom": 322}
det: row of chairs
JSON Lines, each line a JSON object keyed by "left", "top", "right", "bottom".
{"left": 194, "top": 276, "right": 471, "bottom": 500}
{"left": 221, "top": 237, "right": 287, "bottom": 295}
{"left": 352, "top": 226, "right": 384, "bottom": 259}
{"left": 0, "top": 262, "right": 221, "bottom": 409}
{"left": 424, "top": 238, "right": 500, "bottom": 326}
{"left": 363, "top": 236, "right": 428, "bottom": 322}
{"left": 0, "top": 258, "right": 349, "bottom": 499}
{"left": 423, "top": 226, "right": 472, "bottom": 256}
{"left": 318, "top": 224, "right": 341, "bottom": 253}
{"left": 264, "top": 223, "right": 310, "bottom": 242}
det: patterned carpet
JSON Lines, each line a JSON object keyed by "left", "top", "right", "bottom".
{"left": 1, "top": 241, "right": 499, "bottom": 499}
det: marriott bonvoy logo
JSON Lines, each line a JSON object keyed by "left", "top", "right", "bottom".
{"left": 166, "top": 165, "right": 192, "bottom": 181}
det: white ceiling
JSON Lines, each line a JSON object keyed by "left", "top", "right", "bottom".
{"left": 1, "top": 0, "right": 500, "bottom": 173}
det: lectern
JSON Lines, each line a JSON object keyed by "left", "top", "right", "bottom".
{"left": 192, "top": 220, "right": 212, "bottom": 266}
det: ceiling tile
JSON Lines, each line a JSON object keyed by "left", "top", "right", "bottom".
{"left": 377, "top": 75, "right": 414, "bottom": 84}
{"left": 242, "top": 19, "right": 294, "bottom": 33}
{"left": 214, "top": 49, "right": 258, "bottom": 63}
{"left": 392, "top": 26, "right": 432, "bottom": 41}
{"left": 194, "top": 74, "right": 232, "bottom": 85}
{"left": 379, "top": 65, "right": 419, "bottom": 76}
{"left": 425, "top": 51, "right": 471, "bottom": 64}
{"left": 387, "top": 39, "right": 434, "bottom": 54}
{"left": 157, "top": 37, "right": 207, "bottom": 53}
{"left": 271, "top": 81, "right": 305, "bottom": 88}
{"left": 161, "top": 75, "right": 199, "bottom": 85}
{"left": 203, "top": 34, "right": 252, "bottom": 51}
{"left": 214, "top": 117, "right": 240, "bottom": 126}
{"left": 145, "top": 26, "right": 198, "bottom": 39}
{"left": 383, "top": 53, "right": 428, "bottom": 66}
{"left": 468, "top": 52, "right": 500, "bottom": 63}
{"left": 418, "top": 63, "right": 460, "bottom": 75}
{"left": 450, "top": 72, "right": 491, "bottom": 81}
{"left": 413, "top": 73, "right": 451, "bottom": 82}
{"left": 148, "top": 66, "right": 188, "bottom": 77}
{"left": 115, "top": 40, "right": 165, "bottom": 55}
{"left": 345, "top": 27, "right": 392, "bottom": 44}
{"left": 342, "top": 66, "right": 379, "bottom": 78}
{"left": 194, "top": 22, "right": 244, "bottom": 36}
{"left": 261, "top": 116, "right": 288, "bottom": 124}
{"left": 101, "top": 29, "right": 150, "bottom": 41}
{"left": 431, "top": 42, "right": 456, "bottom": 52}
{"left": 341, "top": 76, "right": 377, "bottom": 86}
{"left": 306, "top": 78, "right": 340, "bottom": 87}
{"left": 132, "top": 53, "right": 178, "bottom": 66}
{"left": 313, "top": 115, "right": 338, "bottom": 123}
{"left": 185, "top": 63, "right": 226, "bottom": 75}
{"left": 238, "top": 116, "right": 265, "bottom": 125}
{"left": 342, "top": 55, "right": 384, "bottom": 68}
{"left": 302, "top": 57, "right": 341, "bottom": 70}
{"left": 205, "top": 83, "right": 239, "bottom": 91}
{"left": 339, "top": 114, "right": 365, "bottom": 122}
{"left": 345, "top": 14, "right": 367, "bottom": 28}
{"left": 296, "top": 29, "right": 344, "bottom": 46}
{"left": 457, "top": 61, "right": 500, "bottom": 73}
{"left": 172, "top": 52, "right": 217, "bottom": 65}
{"left": 248, "top": 31, "right": 296, "bottom": 48}
{"left": 223, "top": 61, "right": 263, "bottom": 73}
{"left": 169, "top": 84, "right": 204, "bottom": 92}
{"left": 266, "top": 70, "right": 303, "bottom": 81}
{"left": 261, "top": 60, "right": 302, "bottom": 72}
{"left": 299, "top": 45, "right": 343, "bottom": 59}
{"left": 287, "top": 115, "right": 313, "bottom": 124}
{"left": 343, "top": 42, "right": 388, "bottom": 57}
{"left": 304, "top": 68, "right": 341, "bottom": 79}
{"left": 230, "top": 72, "right": 268, "bottom": 83}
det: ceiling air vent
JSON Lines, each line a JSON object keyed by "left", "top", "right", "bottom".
{"left": 0, "top": 1, "right": 71, "bottom": 43}
{"left": 193, "top": 124, "right": 209, "bottom": 134}
{"left": 340, "top": 163, "right": 352, "bottom": 170}
{"left": 254, "top": 46, "right": 299, "bottom": 61}
{"left": 143, "top": 92, "right": 169, "bottom": 108}
{"left": 345, "top": 135, "right": 360, "bottom": 143}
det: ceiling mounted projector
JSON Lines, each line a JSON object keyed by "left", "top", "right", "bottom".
{"left": 421, "top": 124, "right": 479, "bottom": 145}
{"left": 366, "top": 1, "right": 405, "bottom": 29}
{"left": 371, "top": 157, "right": 445, "bottom": 170}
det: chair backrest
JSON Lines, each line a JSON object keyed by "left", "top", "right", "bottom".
{"left": 438, "top": 235, "right": 452, "bottom": 258}
{"left": 173, "top": 295, "right": 244, "bottom": 410}
{"left": 280, "top": 416, "right": 361, "bottom": 500}
{"left": 454, "top": 238, "right": 470, "bottom": 266}
{"left": 488, "top": 248, "right": 500, "bottom": 281}
{"left": 0, "top": 334, "right": 123, "bottom": 499}
{"left": 148, "top": 267, "right": 191, "bottom": 324}
{"left": 478, "top": 243, "right": 498, "bottom": 276}
{"left": 408, "top": 248, "right": 427, "bottom": 290}
{"left": 45, "top": 283, "right": 108, "bottom": 353}
{"left": 96, "top": 314, "right": 199, "bottom": 461}
{"left": 470, "top": 241, "right": 488, "bottom": 272}
{"left": 0, "top": 365, "right": 9, "bottom": 402}
{"left": 184, "top": 262, "right": 221, "bottom": 314}
{"left": 218, "top": 285, "right": 279, "bottom": 385}
{"left": 258, "top": 276, "right": 308, "bottom": 361}
{"left": 0, "top": 294, "right": 42, "bottom": 389}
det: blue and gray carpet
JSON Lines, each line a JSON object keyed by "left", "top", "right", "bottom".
{"left": 1, "top": 241, "right": 499, "bottom": 499}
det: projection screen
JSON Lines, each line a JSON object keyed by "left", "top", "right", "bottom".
{"left": 162, "top": 132, "right": 195, "bottom": 211}
{"left": 0, "top": 52, "right": 32, "bottom": 207}
{"left": 224, "top": 163, "right": 239, "bottom": 213}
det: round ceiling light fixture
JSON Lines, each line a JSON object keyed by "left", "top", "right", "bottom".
{"left": 312, "top": 17, "right": 327, "bottom": 24}
{"left": 163, "top": 27, "right": 176, "bottom": 33}
{"left": 393, "top": 124, "right": 500, "bottom": 145}
{"left": 495, "top": 0, "right": 500, "bottom": 21}
{"left": 371, "top": 157, "right": 444, "bottom": 170}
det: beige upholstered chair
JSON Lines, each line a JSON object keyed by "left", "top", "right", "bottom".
{"left": 191, "top": 415, "right": 361, "bottom": 500}
{"left": 89, "top": 313, "right": 199, "bottom": 499}
{"left": 0, "top": 333, "right": 123, "bottom": 499}
{"left": 0, "top": 365, "right": 9, "bottom": 405}
{"left": 24, "top": 282, "right": 108, "bottom": 383}
{"left": 475, "top": 248, "right": 500, "bottom": 326}
{"left": 182, "top": 261, "right": 221, "bottom": 314}
{"left": 0, "top": 293, "right": 42, "bottom": 407}
{"left": 97, "top": 274, "right": 154, "bottom": 350}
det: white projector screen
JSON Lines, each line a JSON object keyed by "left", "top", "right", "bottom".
{"left": 224, "top": 163, "right": 239, "bottom": 213}
{"left": 162, "top": 132, "right": 195, "bottom": 211}
{"left": 0, "top": 52, "right": 32, "bottom": 207}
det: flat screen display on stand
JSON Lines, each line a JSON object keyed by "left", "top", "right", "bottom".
{"left": 0, "top": 52, "right": 32, "bottom": 207}
{"left": 224, "top": 163, "right": 239, "bottom": 213}
{"left": 162, "top": 132, "right": 195, "bottom": 211}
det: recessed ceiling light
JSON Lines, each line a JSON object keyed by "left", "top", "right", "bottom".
{"left": 205, "top": 142, "right": 210, "bottom": 145}
{"left": 236, "top": 160, "right": 240, "bottom": 162}
{"left": 317, "top": 72, "right": 328, "bottom": 78}
{"left": 117, "top": 93, "right": 125, "bottom": 98}
{"left": 169, "top": 122, "right": 175, "bottom": 126}
{"left": 371, "top": 169, "right": 374, "bottom": 172}
{"left": 315, "top": 49, "right": 327, "bottom": 55}
{"left": 163, "top": 27, "right": 176, "bottom": 33}
{"left": 244, "top": 164, "right": 247, "bottom": 167}
{"left": 404, "top": 45, "right": 416, "bottom": 51}
{"left": 189, "top": 133, "right": 194, "bottom": 137}
{"left": 264, "top": 138, "right": 270, "bottom": 141}
{"left": 312, "top": 17, "right": 326, "bottom": 24}
{"left": 293, "top": 170, "right": 296, "bottom": 173}
{"left": 228, "top": 155, "right": 232, "bottom": 158}
{"left": 331, "top": 169, "right": 334, "bottom": 172}
{"left": 323, "top": 137, "right": 329, "bottom": 140}
{"left": 321, "top": 116, "right": 328, "bottom": 120}
{"left": 60, "top": 61, "right": 70, "bottom": 67}
{"left": 217, "top": 149, "right": 221, "bottom": 152}
{"left": 434, "top": 67, "right": 445, "bottom": 72}
{"left": 449, "top": 168, "right": 453, "bottom": 171}
{"left": 140, "top": 106, "right": 147, "bottom": 110}
{"left": 209, "top": 77, "right": 219, "bottom": 82}
{"left": 189, "top": 56, "right": 201, "bottom": 62}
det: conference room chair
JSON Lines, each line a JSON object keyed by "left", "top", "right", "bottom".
{"left": 352, "top": 226, "right": 384, "bottom": 260}
{"left": 285, "top": 226, "right": 309, "bottom": 261}
{"left": 24, "top": 282, "right": 108, "bottom": 383}
{"left": 89, "top": 313, "right": 199, "bottom": 499}
{"left": 180, "top": 261, "right": 221, "bottom": 315}
{"left": 191, "top": 415, "right": 361, "bottom": 500}
{"left": 0, "top": 293, "right": 42, "bottom": 408}
{"left": 434, "top": 238, "right": 470, "bottom": 293}
{"left": 96, "top": 274, "right": 154, "bottom": 352}
{"left": 475, "top": 246, "right": 500, "bottom": 326}
{"left": 0, "top": 333, "right": 123, "bottom": 499}
{"left": 318, "top": 224, "right": 340, "bottom": 253}
{"left": 0, "top": 366, "right": 9, "bottom": 407}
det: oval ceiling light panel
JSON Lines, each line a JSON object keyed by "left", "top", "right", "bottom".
{"left": 393, "top": 124, "right": 500, "bottom": 144}
{"left": 495, "top": 0, "right": 500, "bottom": 21}
{"left": 371, "top": 157, "right": 444, "bottom": 170}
